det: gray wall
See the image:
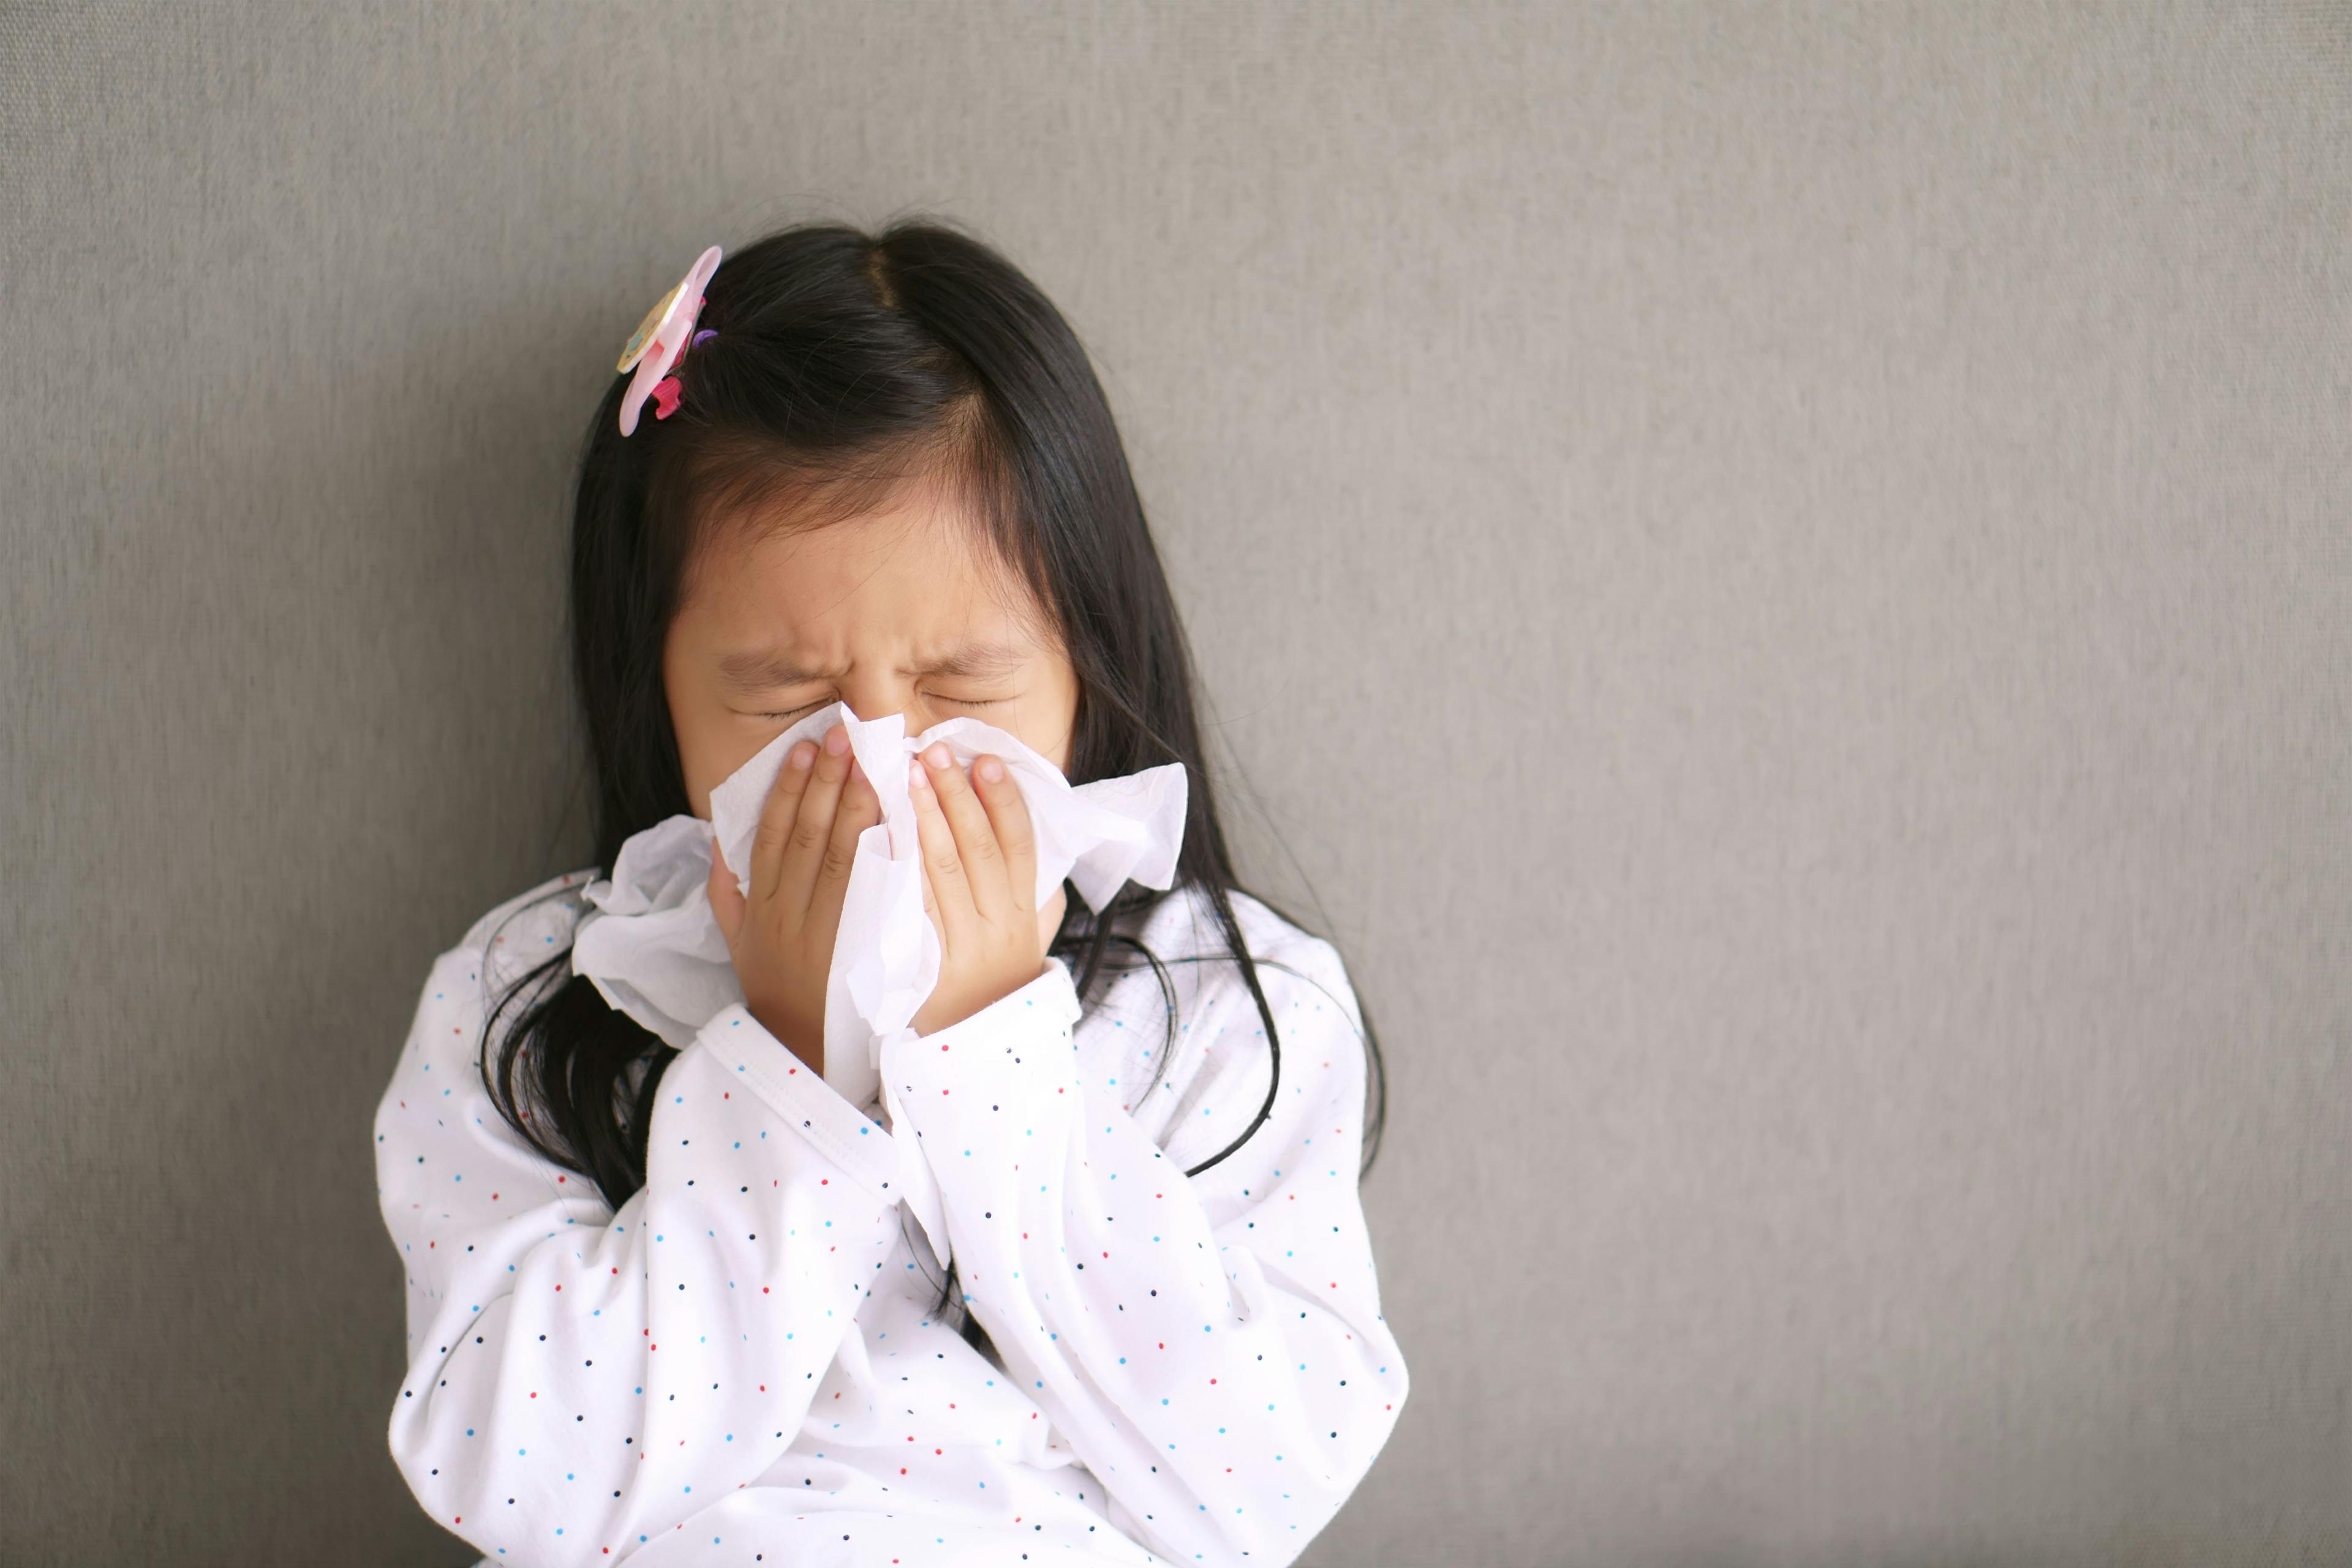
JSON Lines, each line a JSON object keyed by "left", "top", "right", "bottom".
{"left": 4, "top": 2, "right": 2346, "bottom": 1562}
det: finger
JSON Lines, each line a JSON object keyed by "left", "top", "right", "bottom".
{"left": 907, "top": 755, "right": 979, "bottom": 944}
{"left": 748, "top": 738, "right": 818, "bottom": 902}
{"left": 914, "top": 835, "right": 946, "bottom": 951}
{"left": 968, "top": 753, "right": 1038, "bottom": 915}
{"left": 901, "top": 772, "right": 942, "bottom": 926}
{"left": 919, "top": 742, "right": 1011, "bottom": 921}
{"left": 774, "top": 725, "right": 851, "bottom": 916}
{"left": 807, "top": 755, "right": 881, "bottom": 934}
{"left": 707, "top": 832, "right": 745, "bottom": 947}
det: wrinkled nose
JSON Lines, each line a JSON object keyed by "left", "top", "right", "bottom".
{"left": 834, "top": 673, "right": 919, "bottom": 731}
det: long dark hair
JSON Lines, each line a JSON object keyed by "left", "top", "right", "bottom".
{"left": 477, "top": 218, "right": 1385, "bottom": 1359}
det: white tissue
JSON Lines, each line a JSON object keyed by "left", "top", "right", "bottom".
{"left": 570, "top": 701, "right": 1188, "bottom": 1115}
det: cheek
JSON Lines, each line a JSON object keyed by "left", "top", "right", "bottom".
{"left": 680, "top": 725, "right": 782, "bottom": 820}
{"left": 1027, "top": 669, "right": 1080, "bottom": 773}
{"left": 661, "top": 663, "right": 731, "bottom": 818}
{"left": 669, "top": 726, "right": 720, "bottom": 821}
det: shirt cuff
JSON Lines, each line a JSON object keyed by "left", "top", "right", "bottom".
{"left": 880, "top": 957, "right": 1084, "bottom": 1101}
{"left": 696, "top": 1003, "right": 900, "bottom": 1204}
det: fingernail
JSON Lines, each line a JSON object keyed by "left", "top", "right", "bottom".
{"left": 824, "top": 726, "right": 850, "bottom": 756}
{"left": 924, "top": 743, "right": 952, "bottom": 770}
{"left": 976, "top": 756, "right": 1004, "bottom": 783}
{"left": 788, "top": 742, "right": 814, "bottom": 770}
{"left": 907, "top": 758, "right": 929, "bottom": 791}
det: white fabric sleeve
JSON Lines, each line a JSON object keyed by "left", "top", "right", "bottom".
{"left": 875, "top": 943, "right": 1410, "bottom": 1568}
{"left": 375, "top": 940, "right": 903, "bottom": 1567}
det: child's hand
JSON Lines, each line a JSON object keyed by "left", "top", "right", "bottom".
{"left": 705, "top": 723, "right": 882, "bottom": 1072}
{"left": 905, "top": 744, "right": 1068, "bottom": 1036}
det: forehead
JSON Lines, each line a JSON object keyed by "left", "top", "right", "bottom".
{"left": 675, "top": 481, "right": 1049, "bottom": 655}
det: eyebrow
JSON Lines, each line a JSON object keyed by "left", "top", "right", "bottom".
{"left": 714, "top": 641, "right": 1033, "bottom": 688}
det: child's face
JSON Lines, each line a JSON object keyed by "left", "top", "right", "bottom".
{"left": 661, "top": 485, "right": 1081, "bottom": 820}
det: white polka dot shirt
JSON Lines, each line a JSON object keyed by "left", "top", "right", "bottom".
{"left": 375, "top": 872, "right": 1408, "bottom": 1566}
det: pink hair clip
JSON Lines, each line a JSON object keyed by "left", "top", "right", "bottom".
{"left": 614, "top": 244, "right": 723, "bottom": 436}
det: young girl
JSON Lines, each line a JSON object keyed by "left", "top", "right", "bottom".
{"left": 375, "top": 221, "right": 1406, "bottom": 1567}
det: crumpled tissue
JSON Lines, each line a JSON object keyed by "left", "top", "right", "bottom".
{"left": 569, "top": 701, "right": 1187, "bottom": 1264}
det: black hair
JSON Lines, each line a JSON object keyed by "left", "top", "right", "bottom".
{"left": 475, "top": 217, "right": 1385, "bottom": 1362}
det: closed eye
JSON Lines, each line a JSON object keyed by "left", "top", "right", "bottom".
{"left": 755, "top": 692, "right": 1009, "bottom": 721}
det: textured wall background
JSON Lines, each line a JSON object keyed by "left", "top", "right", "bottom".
{"left": 4, "top": 2, "right": 2347, "bottom": 1562}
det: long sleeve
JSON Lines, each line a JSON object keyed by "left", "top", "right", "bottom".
{"left": 375, "top": 934, "right": 905, "bottom": 1566}
{"left": 875, "top": 935, "right": 1409, "bottom": 1568}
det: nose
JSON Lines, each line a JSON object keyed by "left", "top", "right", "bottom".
{"left": 835, "top": 671, "right": 922, "bottom": 729}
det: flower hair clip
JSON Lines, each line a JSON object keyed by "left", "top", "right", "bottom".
{"left": 614, "top": 244, "right": 723, "bottom": 436}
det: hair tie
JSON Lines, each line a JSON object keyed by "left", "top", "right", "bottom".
{"left": 615, "top": 245, "right": 722, "bottom": 436}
